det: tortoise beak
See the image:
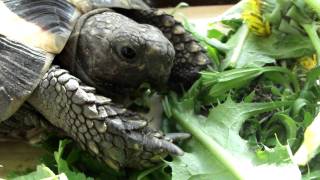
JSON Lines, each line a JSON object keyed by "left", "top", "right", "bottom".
{"left": 146, "top": 57, "right": 173, "bottom": 91}
{"left": 145, "top": 41, "right": 175, "bottom": 90}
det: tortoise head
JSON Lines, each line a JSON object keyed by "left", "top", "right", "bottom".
{"left": 60, "top": 9, "right": 174, "bottom": 97}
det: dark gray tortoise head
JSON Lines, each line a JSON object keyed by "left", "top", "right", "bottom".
{"left": 60, "top": 9, "right": 175, "bottom": 95}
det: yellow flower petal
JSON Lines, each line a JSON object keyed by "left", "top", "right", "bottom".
{"left": 242, "top": 0, "right": 271, "bottom": 36}
{"left": 298, "top": 54, "right": 317, "bottom": 70}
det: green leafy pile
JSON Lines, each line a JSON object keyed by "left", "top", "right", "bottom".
{"left": 11, "top": 0, "right": 320, "bottom": 179}
{"left": 161, "top": 0, "right": 320, "bottom": 179}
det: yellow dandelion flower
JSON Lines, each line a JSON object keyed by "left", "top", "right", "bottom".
{"left": 299, "top": 54, "right": 317, "bottom": 70}
{"left": 242, "top": 0, "right": 271, "bottom": 36}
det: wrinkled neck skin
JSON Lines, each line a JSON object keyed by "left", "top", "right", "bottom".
{"left": 58, "top": 8, "right": 175, "bottom": 104}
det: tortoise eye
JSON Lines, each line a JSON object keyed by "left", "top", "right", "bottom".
{"left": 120, "top": 46, "right": 136, "bottom": 60}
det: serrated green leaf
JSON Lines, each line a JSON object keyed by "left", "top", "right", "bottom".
{"left": 165, "top": 96, "right": 301, "bottom": 180}
{"left": 223, "top": 26, "right": 315, "bottom": 69}
{"left": 169, "top": 140, "right": 235, "bottom": 180}
{"left": 197, "top": 66, "right": 298, "bottom": 102}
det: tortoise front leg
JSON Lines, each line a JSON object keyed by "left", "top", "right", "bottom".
{"left": 27, "top": 66, "right": 183, "bottom": 169}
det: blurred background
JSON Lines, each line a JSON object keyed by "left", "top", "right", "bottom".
{"left": 145, "top": 0, "right": 239, "bottom": 7}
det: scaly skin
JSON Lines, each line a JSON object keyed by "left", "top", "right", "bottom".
{"left": 142, "top": 9, "right": 211, "bottom": 89}
{"left": 27, "top": 66, "right": 183, "bottom": 169}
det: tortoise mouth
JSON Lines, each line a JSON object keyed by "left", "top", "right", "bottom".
{"left": 96, "top": 74, "right": 169, "bottom": 98}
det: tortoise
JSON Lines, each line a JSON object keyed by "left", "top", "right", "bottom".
{"left": 0, "top": 0, "right": 210, "bottom": 169}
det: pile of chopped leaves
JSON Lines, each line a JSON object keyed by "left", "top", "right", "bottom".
{"left": 9, "top": 0, "right": 320, "bottom": 179}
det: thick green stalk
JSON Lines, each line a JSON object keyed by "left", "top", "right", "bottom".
{"left": 172, "top": 109, "right": 246, "bottom": 180}
{"left": 229, "top": 25, "right": 249, "bottom": 68}
{"left": 302, "top": 23, "right": 320, "bottom": 65}
{"left": 204, "top": 37, "right": 230, "bottom": 52}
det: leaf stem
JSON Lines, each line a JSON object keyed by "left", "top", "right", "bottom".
{"left": 172, "top": 109, "right": 245, "bottom": 180}
{"left": 204, "top": 37, "right": 230, "bottom": 52}
{"left": 302, "top": 23, "right": 320, "bottom": 65}
{"left": 228, "top": 25, "right": 249, "bottom": 68}
{"left": 177, "top": 13, "right": 230, "bottom": 52}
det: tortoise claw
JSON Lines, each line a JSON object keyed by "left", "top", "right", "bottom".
{"left": 144, "top": 134, "right": 184, "bottom": 156}
{"left": 158, "top": 138, "right": 184, "bottom": 156}
{"left": 122, "top": 129, "right": 185, "bottom": 156}
{"left": 165, "top": 133, "right": 191, "bottom": 142}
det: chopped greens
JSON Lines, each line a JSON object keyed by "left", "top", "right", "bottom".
{"left": 11, "top": 0, "right": 320, "bottom": 179}
{"left": 163, "top": 0, "right": 320, "bottom": 179}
